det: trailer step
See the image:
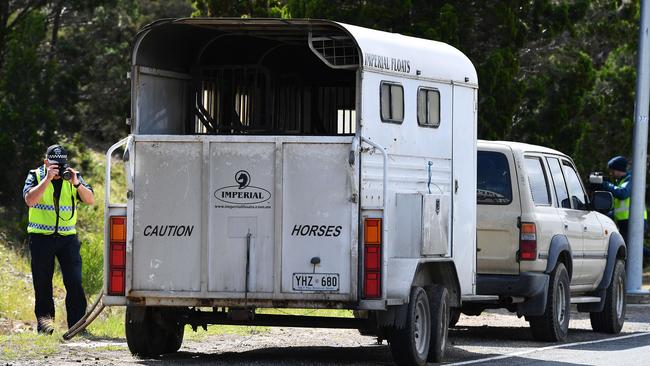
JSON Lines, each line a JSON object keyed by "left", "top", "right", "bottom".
{"left": 462, "top": 295, "right": 499, "bottom": 302}
{"left": 570, "top": 296, "right": 601, "bottom": 304}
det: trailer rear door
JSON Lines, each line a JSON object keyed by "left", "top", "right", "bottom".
{"left": 129, "top": 136, "right": 358, "bottom": 302}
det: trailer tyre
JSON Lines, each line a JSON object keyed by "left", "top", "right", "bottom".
{"left": 426, "top": 285, "right": 449, "bottom": 363}
{"left": 389, "top": 287, "right": 431, "bottom": 366}
{"left": 125, "top": 306, "right": 184, "bottom": 357}
{"left": 590, "top": 259, "right": 626, "bottom": 334}
{"left": 528, "top": 263, "right": 570, "bottom": 342}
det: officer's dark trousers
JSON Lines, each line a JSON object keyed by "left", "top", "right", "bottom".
{"left": 29, "top": 233, "right": 87, "bottom": 330}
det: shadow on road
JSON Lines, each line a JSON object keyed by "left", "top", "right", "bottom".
{"left": 134, "top": 345, "right": 394, "bottom": 365}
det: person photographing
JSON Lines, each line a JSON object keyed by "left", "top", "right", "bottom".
{"left": 23, "top": 144, "right": 94, "bottom": 334}
{"left": 599, "top": 155, "right": 650, "bottom": 263}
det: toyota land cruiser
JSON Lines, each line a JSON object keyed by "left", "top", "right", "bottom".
{"left": 464, "top": 140, "right": 626, "bottom": 342}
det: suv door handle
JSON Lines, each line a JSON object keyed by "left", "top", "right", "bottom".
{"left": 564, "top": 224, "right": 568, "bottom": 230}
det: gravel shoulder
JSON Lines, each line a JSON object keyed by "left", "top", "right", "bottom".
{"left": 3, "top": 305, "right": 650, "bottom": 365}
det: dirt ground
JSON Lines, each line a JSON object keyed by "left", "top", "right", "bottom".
{"left": 3, "top": 304, "right": 650, "bottom": 366}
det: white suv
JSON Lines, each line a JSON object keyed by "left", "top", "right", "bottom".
{"left": 464, "top": 140, "right": 626, "bottom": 342}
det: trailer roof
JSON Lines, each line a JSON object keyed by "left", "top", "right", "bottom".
{"left": 133, "top": 18, "right": 477, "bottom": 86}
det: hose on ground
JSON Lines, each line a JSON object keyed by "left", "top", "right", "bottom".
{"left": 62, "top": 291, "right": 105, "bottom": 340}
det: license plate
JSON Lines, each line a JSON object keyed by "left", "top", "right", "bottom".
{"left": 292, "top": 273, "right": 340, "bottom": 291}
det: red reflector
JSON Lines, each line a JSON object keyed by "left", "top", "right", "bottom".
{"left": 365, "top": 246, "right": 380, "bottom": 271}
{"left": 110, "top": 243, "right": 126, "bottom": 267}
{"left": 364, "top": 272, "right": 381, "bottom": 298}
{"left": 519, "top": 241, "right": 537, "bottom": 260}
{"left": 108, "top": 269, "right": 125, "bottom": 295}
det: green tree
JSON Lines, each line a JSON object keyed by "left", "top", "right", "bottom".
{"left": 0, "top": 10, "right": 53, "bottom": 207}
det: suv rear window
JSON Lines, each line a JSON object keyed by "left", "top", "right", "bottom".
{"left": 477, "top": 151, "right": 512, "bottom": 205}
{"left": 525, "top": 157, "right": 551, "bottom": 206}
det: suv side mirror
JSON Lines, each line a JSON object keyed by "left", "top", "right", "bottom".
{"left": 591, "top": 191, "right": 613, "bottom": 212}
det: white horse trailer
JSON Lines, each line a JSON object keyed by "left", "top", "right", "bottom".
{"left": 103, "top": 18, "right": 480, "bottom": 365}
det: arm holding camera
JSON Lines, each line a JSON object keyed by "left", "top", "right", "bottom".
{"left": 68, "top": 167, "right": 94, "bottom": 205}
{"left": 24, "top": 164, "right": 59, "bottom": 207}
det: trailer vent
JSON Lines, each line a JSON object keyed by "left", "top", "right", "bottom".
{"left": 309, "top": 32, "right": 359, "bottom": 69}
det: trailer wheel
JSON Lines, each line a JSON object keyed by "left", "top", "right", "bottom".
{"left": 528, "top": 262, "right": 570, "bottom": 342}
{"left": 389, "top": 287, "right": 431, "bottom": 366}
{"left": 590, "top": 259, "right": 626, "bottom": 334}
{"left": 125, "top": 306, "right": 185, "bottom": 357}
{"left": 426, "top": 285, "right": 449, "bottom": 363}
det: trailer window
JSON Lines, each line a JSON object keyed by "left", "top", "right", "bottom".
{"left": 477, "top": 151, "right": 512, "bottom": 205}
{"left": 417, "top": 88, "right": 440, "bottom": 128}
{"left": 380, "top": 82, "right": 404, "bottom": 123}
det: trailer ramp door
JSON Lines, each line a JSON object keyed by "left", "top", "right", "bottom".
{"left": 281, "top": 143, "right": 356, "bottom": 295}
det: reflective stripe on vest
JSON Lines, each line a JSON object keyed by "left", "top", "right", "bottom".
{"left": 613, "top": 176, "right": 647, "bottom": 221}
{"left": 27, "top": 165, "right": 77, "bottom": 235}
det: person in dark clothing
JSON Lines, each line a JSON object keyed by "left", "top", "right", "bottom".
{"left": 600, "top": 156, "right": 650, "bottom": 260}
{"left": 23, "top": 145, "right": 94, "bottom": 334}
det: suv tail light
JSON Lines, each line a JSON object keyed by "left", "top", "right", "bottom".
{"left": 108, "top": 216, "right": 126, "bottom": 295}
{"left": 519, "top": 222, "right": 537, "bottom": 261}
{"left": 363, "top": 218, "right": 382, "bottom": 298}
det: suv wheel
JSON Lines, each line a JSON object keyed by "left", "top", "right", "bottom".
{"left": 528, "top": 262, "right": 570, "bottom": 342}
{"left": 590, "top": 259, "right": 626, "bottom": 333}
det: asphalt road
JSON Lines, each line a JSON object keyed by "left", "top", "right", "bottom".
{"left": 8, "top": 304, "right": 650, "bottom": 365}
{"left": 444, "top": 304, "right": 650, "bottom": 365}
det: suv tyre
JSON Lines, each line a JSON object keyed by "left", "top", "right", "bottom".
{"left": 590, "top": 259, "right": 626, "bottom": 333}
{"left": 529, "top": 263, "right": 570, "bottom": 342}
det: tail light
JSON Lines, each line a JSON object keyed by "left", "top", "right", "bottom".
{"left": 363, "top": 218, "right": 382, "bottom": 298}
{"left": 519, "top": 222, "right": 537, "bottom": 261}
{"left": 108, "top": 216, "right": 126, "bottom": 295}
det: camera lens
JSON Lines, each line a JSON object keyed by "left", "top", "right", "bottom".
{"left": 62, "top": 168, "right": 72, "bottom": 180}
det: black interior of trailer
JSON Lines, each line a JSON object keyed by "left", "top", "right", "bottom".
{"left": 134, "top": 20, "right": 359, "bottom": 135}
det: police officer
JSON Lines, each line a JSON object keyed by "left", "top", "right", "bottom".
{"left": 601, "top": 155, "right": 648, "bottom": 244}
{"left": 23, "top": 145, "right": 94, "bottom": 334}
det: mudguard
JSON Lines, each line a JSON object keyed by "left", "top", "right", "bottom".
{"left": 597, "top": 232, "right": 626, "bottom": 290}
{"left": 544, "top": 234, "right": 573, "bottom": 280}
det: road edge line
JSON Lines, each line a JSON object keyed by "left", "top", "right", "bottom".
{"left": 446, "top": 331, "right": 650, "bottom": 365}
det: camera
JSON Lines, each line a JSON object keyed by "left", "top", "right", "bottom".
{"left": 588, "top": 171, "right": 609, "bottom": 195}
{"left": 589, "top": 172, "right": 604, "bottom": 185}
{"left": 57, "top": 163, "right": 73, "bottom": 180}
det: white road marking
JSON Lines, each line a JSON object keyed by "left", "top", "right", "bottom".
{"left": 447, "top": 332, "right": 650, "bottom": 365}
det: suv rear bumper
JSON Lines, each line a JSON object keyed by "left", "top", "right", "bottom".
{"left": 476, "top": 272, "right": 549, "bottom": 316}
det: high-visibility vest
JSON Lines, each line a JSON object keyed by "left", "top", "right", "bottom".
{"left": 27, "top": 165, "right": 77, "bottom": 235}
{"left": 613, "top": 175, "right": 648, "bottom": 221}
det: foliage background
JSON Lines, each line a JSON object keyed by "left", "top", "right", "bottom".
{"left": 0, "top": 0, "right": 647, "bottom": 304}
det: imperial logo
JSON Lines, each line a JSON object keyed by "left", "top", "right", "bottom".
{"left": 214, "top": 170, "right": 271, "bottom": 205}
